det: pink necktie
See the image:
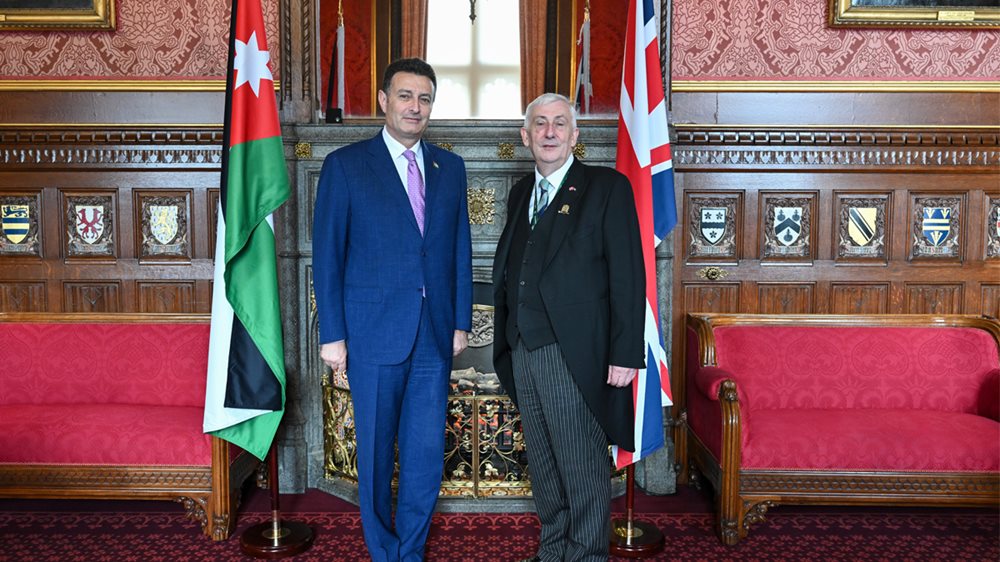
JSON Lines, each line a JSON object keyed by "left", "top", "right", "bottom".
{"left": 403, "top": 150, "right": 425, "bottom": 236}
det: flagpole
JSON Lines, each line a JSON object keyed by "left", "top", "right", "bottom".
{"left": 610, "top": 465, "right": 664, "bottom": 557}
{"left": 240, "top": 441, "right": 315, "bottom": 558}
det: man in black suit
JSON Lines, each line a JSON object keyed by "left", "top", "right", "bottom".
{"left": 492, "top": 93, "right": 645, "bottom": 562}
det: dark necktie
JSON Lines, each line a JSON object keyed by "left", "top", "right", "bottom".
{"left": 531, "top": 178, "right": 551, "bottom": 229}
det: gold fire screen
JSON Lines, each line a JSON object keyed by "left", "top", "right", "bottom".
{"left": 323, "top": 305, "right": 532, "bottom": 498}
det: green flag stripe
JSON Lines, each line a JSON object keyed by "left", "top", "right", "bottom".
{"left": 212, "top": 136, "right": 289, "bottom": 460}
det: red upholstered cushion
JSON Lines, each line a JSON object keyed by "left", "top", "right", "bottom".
{"left": 711, "top": 326, "right": 1000, "bottom": 413}
{"left": 743, "top": 409, "right": 1000, "bottom": 472}
{"left": 0, "top": 404, "right": 212, "bottom": 466}
{"left": 0, "top": 322, "right": 209, "bottom": 407}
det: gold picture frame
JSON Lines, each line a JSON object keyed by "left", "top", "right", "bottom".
{"left": 829, "top": 0, "right": 1000, "bottom": 28}
{"left": 0, "top": 0, "right": 115, "bottom": 31}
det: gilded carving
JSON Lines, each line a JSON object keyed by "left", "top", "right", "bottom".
{"left": 910, "top": 195, "right": 961, "bottom": 260}
{"left": 437, "top": 142, "right": 454, "bottom": 152}
{"left": 572, "top": 142, "right": 586, "bottom": 160}
{"left": 467, "top": 188, "right": 496, "bottom": 225}
{"left": 0, "top": 193, "right": 41, "bottom": 256}
{"left": 294, "top": 142, "right": 312, "bottom": 159}
{"left": 743, "top": 499, "right": 776, "bottom": 528}
{"left": 497, "top": 142, "right": 515, "bottom": 160}
{"left": 469, "top": 305, "right": 494, "bottom": 347}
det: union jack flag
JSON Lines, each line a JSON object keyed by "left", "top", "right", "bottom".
{"left": 612, "top": 0, "right": 676, "bottom": 469}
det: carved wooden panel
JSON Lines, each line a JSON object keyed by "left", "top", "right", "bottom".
{"left": 829, "top": 283, "right": 890, "bottom": 315}
{"left": 909, "top": 194, "right": 964, "bottom": 263}
{"left": 834, "top": 192, "right": 890, "bottom": 264}
{"left": 904, "top": 284, "right": 964, "bottom": 315}
{"left": 137, "top": 282, "right": 196, "bottom": 313}
{"left": 0, "top": 126, "right": 220, "bottom": 314}
{"left": 63, "top": 282, "right": 121, "bottom": 313}
{"left": 135, "top": 191, "right": 192, "bottom": 261}
{"left": 63, "top": 192, "right": 117, "bottom": 259}
{"left": 686, "top": 193, "right": 742, "bottom": 263}
{"left": 0, "top": 192, "right": 42, "bottom": 257}
{"left": 0, "top": 282, "right": 46, "bottom": 312}
{"left": 684, "top": 284, "right": 741, "bottom": 314}
{"left": 757, "top": 284, "right": 815, "bottom": 314}
{"left": 760, "top": 192, "right": 816, "bottom": 263}
{"left": 985, "top": 196, "right": 1000, "bottom": 260}
{"left": 982, "top": 285, "right": 1000, "bottom": 319}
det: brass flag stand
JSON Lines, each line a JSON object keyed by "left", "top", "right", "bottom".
{"left": 610, "top": 465, "right": 664, "bottom": 557}
{"left": 241, "top": 443, "right": 315, "bottom": 558}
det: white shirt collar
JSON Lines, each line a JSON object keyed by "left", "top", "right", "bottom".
{"left": 534, "top": 155, "right": 574, "bottom": 194}
{"left": 382, "top": 127, "right": 423, "bottom": 162}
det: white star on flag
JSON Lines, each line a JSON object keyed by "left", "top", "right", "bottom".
{"left": 233, "top": 31, "right": 272, "bottom": 97}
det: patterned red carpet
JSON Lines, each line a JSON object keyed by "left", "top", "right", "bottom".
{"left": 1, "top": 485, "right": 997, "bottom": 561}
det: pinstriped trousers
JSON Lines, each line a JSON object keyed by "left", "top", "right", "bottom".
{"left": 513, "top": 340, "right": 611, "bottom": 562}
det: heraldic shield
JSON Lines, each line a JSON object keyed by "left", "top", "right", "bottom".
{"left": 700, "top": 207, "right": 726, "bottom": 245}
{"left": 848, "top": 207, "right": 877, "bottom": 246}
{"left": 149, "top": 205, "right": 179, "bottom": 245}
{"left": 922, "top": 207, "right": 951, "bottom": 247}
{"left": 774, "top": 207, "right": 802, "bottom": 246}
{"left": 75, "top": 205, "right": 105, "bottom": 244}
{"left": 1, "top": 205, "right": 29, "bottom": 244}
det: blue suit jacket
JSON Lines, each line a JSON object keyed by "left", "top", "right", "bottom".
{"left": 313, "top": 133, "right": 472, "bottom": 363}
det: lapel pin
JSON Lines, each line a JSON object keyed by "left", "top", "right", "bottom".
{"left": 432, "top": 161, "right": 439, "bottom": 169}
{"left": 568, "top": 186, "right": 576, "bottom": 191}
{"left": 558, "top": 204, "right": 570, "bottom": 215}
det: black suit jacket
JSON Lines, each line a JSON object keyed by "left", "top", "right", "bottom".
{"left": 492, "top": 159, "right": 645, "bottom": 452}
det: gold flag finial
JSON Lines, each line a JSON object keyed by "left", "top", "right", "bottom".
{"left": 338, "top": 0, "right": 343, "bottom": 27}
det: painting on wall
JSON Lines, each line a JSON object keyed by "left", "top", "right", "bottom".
{"left": 0, "top": 0, "right": 115, "bottom": 31}
{"left": 829, "top": 0, "right": 1000, "bottom": 28}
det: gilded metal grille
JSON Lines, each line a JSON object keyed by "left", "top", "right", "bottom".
{"left": 322, "top": 305, "right": 532, "bottom": 497}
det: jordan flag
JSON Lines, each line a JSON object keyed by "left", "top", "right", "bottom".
{"left": 612, "top": 0, "right": 676, "bottom": 469}
{"left": 203, "top": 0, "right": 289, "bottom": 461}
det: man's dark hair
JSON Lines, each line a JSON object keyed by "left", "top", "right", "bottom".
{"left": 381, "top": 58, "right": 437, "bottom": 98}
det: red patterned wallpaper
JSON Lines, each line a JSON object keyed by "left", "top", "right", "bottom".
{"left": 671, "top": 0, "right": 1000, "bottom": 81}
{"left": 0, "top": 0, "right": 280, "bottom": 81}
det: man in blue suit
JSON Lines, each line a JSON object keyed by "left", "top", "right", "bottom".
{"left": 312, "top": 58, "right": 472, "bottom": 562}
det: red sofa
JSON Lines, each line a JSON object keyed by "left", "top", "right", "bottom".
{"left": 683, "top": 313, "right": 1000, "bottom": 545}
{"left": 0, "top": 313, "right": 258, "bottom": 540}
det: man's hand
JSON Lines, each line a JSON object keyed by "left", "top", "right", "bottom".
{"left": 453, "top": 330, "right": 469, "bottom": 357}
{"left": 320, "top": 340, "right": 348, "bottom": 374}
{"left": 607, "top": 365, "right": 637, "bottom": 387}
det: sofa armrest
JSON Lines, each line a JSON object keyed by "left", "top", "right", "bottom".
{"left": 695, "top": 366, "right": 743, "bottom": 402}
{"left": 978, "top": 368, "right": 1000, "bottom": 421}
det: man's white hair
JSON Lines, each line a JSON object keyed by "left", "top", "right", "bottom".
{"left": 523, "top": 93, "right": 578, "bottom": 130}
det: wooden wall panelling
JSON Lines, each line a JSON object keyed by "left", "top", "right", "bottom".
{"left": 0, "top": 126, "right": 222, "bottom": 314}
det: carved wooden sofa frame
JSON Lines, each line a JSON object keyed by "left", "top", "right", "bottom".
{"left": 0, "top": 313, "right": 259, "bottom": 540}
{"left": 683, "top": 313, "right": 1000, "bottom": 546}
